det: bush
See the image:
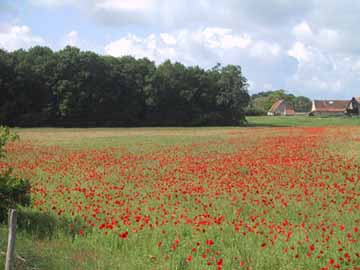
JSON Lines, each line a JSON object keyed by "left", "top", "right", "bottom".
{"left": 0, "top": 126, "right": 31, "bottom": 223}
{"left": 17, "top": 208, "right": 86, "bottom": 240}
{"left": 0, "top": 126, "right": 18, "bottom": 158}
{"left": 0, "top": 170, "right": 31, "bottom": 222}
{"left": 245, "top": 106, "right": 267, "bottom": 116}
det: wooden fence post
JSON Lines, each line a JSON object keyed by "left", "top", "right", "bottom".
{"left": 5, "top": 209, "right": 17, "bottom": 270}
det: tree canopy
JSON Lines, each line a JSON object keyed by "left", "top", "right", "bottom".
{"left": 247, "top": 90, "right": 312, "bottom": 115}
{"left": 0, "top": 46, "right": 250, "bottom": 126}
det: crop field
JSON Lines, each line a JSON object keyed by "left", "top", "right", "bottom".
{"left": 1, "top": 124, "right": 360, "bottom": 269}
{"left": 247, "top": 116, "right": 360, "bottom": 127}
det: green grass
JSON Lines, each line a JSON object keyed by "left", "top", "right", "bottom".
{"left": 247, "top": 115, "right": 360, "bottom": 126}
{"left": 12, "top": 127, "right": 238, "bottom": 149}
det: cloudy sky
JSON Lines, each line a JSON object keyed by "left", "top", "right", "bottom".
{"left": 1, "top": 0, "right": 360, "bottom": 99}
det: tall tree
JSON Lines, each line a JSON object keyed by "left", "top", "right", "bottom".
{"left": 215, "top": 65, "right": 250, "bottom": 124}
{"left": 249, "top": 90, "right": 311, "bottom": 114}
{"left": 0, "top": 47, "right": 250, "bottom": 126}
{"left": 293, "top": 96, "right": 312, "bottom": 112}
{"left": 0, "top": 49, "right": 16, "bottom": 123}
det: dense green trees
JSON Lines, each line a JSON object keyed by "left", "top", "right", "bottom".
{"left": 247, "top": 90, "right": 312, "bottom": 115}
{"left": 0, "top": 46, "right": 250, "bottom": 126}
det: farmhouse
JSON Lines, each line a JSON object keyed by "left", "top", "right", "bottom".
{"left": 267, "top": 99, "right": 295, "bottom": 116}
{"left": 346, "top": 97, "right": 360, "bottom": 115}
{"left": 309, "top": 100, "right": 348, "bottom": 116}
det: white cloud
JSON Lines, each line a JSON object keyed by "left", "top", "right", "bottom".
{"left": 293, "top": 21, "right": 313, "bottom": 41}
{"left": 105, "top": 34, "right": 158, "bottom": 59}
{"left": 64, "top": 30, "right": 79, "bottom": 47}
{"left": 104, "top": 27, "right": 296, "bottom": 93}
{"left": 288, "top": 75, "right": 343, "bottom": 97}
{"left": 94, "top": 0, "right": 156, "bottom": 11}
{"left": 104, "top": 28, "right": 280, "bottom": 66}
{"left": 250, "top": 40, "right": 280, "bottom": 57}
{"left": 286, "top": 45, "right": 360, "bottom": 98}
{"left": 60, "top": 30, "right": 99, "bottom": 51}
{"left": 16, "top": 0, "right": 360, "bottom": 97}
{"left": 105, "top": 32, "right": 195, "bottom": 64}
{"left": 292, "top": 21, "right": 340, "bottom": 52}
{"left": 199, "top": 27, "right": 252, "bottom": 49}
{"left": 160, "top": 33, "right": 177, "bottom": 45}
{"left": 317, "top": 29, "right": 339, "bottom": 50}
{"left": 30, "top": 0, "right": 77, "bottom": 7}
{"left": 352, "top": 59, "right": 360, "bottom": 73}
{"left": 288, "top": 42, "right": 311, "bottom": 62}
{"left": 0, "top": 24, "right": 45, "bottom": 51}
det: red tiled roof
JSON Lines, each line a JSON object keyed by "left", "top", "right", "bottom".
{"left": 312, "top": 100, "right": 348, "bottom": 112}
{"left": 268, "top": 100, "right": 285, "bottom": 113}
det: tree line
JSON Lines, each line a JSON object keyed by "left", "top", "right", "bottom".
{"left": 0, "top": 46, "right": 250, "bottom": 127}
{"left": 246, "top": 90, "right": 312, "bottom": 115}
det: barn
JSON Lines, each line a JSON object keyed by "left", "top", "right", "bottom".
{"left": 346, "top": 97, "right": 360, "bottom": 115}
{"left": 267, "top": 100, "right": 295, "bottom": 116}
{"left": 309, "top": 100, "right": 348, "bottom": 116}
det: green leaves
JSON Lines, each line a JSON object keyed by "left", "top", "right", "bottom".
{"left": 0, "top": 47, "right": 250, "bottom": 126}
{"left": 0, "top": 126, "right": 18, "bottom": 158}
{"left": 0, "top": 171, "right": 31, "bottom": 222}
{"left": 0, "top": 126, "right": 30, "bottom": 223}
{"left": 250, "top": 90, "right": 312, "bottom": 113}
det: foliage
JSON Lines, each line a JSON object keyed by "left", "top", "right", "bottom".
{"left": 0, "top": 46, "right": 250, "bottom": 126}
{"left": 244, "top": 106, "right": 267, "bottom": 116}
{"left": 249, "top": 89, "right": 312, "bottom": 113}
{"left": 0, "top": 171, "right": 31, "bottom": 222}
{"left": 0, "top": 126, "right": 18, "bottom": 158}
{"left": 16, "top": 208, "right": 85, "bottom": 240}
{"left": 293, "top": 95, "right": 312, "bottom": 112}
{"left": 0, "top": 126, "right": 30, "bottom": 223}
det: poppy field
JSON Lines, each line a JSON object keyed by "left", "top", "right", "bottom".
{"left": 1, "top": 126, "right": 360, "bottom": 270}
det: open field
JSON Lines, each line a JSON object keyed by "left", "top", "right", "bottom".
{"left": 1, "top": 124, "right": 360, "bottom": 269}
{"left": 247, "top": 116, "right": 360, "bottom": 127}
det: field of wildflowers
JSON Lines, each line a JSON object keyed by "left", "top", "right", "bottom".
{"left": 0, "top": 126, "right": 359, "bottom": 269}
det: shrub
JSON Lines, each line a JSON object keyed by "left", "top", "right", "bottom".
{"left": 0, "top": 126, "right": 31, "bottom": 223}
{"left": 0, "top": 126, "right": 18, "bottom": 158}
{"left": 245, "top": 106, "right": 267, "bottom": 116}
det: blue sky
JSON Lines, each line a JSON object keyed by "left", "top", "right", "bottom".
{"left": 1, "top": 0, "right": 360, "bottom": 99}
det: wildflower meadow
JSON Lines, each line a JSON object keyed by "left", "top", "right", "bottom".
{"left": 0, "top": 125, "right": 359, "bottom": 269}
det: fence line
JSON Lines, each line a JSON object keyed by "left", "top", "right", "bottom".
{"left": 5, "top": 209, "right": 17, "bottom": 270}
